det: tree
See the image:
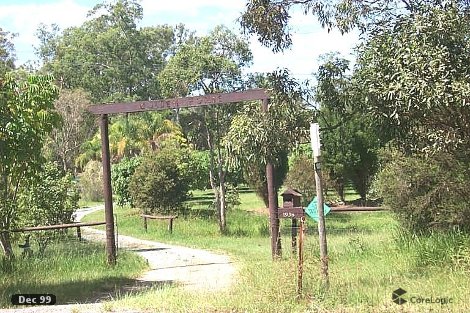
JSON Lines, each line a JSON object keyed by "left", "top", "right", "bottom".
{"left": 315, "top": 54, "right": 380, "bottom": 201}
{"left": 225, "top": 70, "right": 311, "bottom": 206}
{"left": 0, "top": 28, "right": 15, "bottom": 76}
{"left": 354, "top": 4, "right": 470, "bottom": 156}
{"left": 36, "top": 0, "right": 187, "bottom": 102}
{"left": 45, "top": 88, "right": 95, "bottom": 173}
{"left": 159, "top": 25, "right": 253, "bottom": 232}
{"left": 0, "top": 73, "right": 59, "bottom": 258}
{"left": 240, "top": 0, "right": 470, "bottom": 52}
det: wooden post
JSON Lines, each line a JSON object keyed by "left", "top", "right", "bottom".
{"left": 297, "top": 216, "right": 305, "bottom": 296}
{"left": 263, "top": 98, "right": 281, "bottom": 259}
{"left": 291, "top": 218, "right": 297, "bottom": 254}
{"left": 100, "top": 114, "right": 117, "bottom": 266}
{"left": 143, "top": 216, "right": 148, "bottom": 232}
{"left": 76, "top": 227, "right": 81, "bottom": 241}
{"left": 168, "top": 218, "right": 173, "bottom": 234}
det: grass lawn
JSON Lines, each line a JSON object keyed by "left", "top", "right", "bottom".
{"left": 0, "top": 238, "right": 147, "bottom": 308}
{"left": 81, "top": 189, "right": 470, "bottom": 312}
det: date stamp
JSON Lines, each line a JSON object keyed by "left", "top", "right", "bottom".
{"left": 11, "top": 294, "right": 56, "bottom": 305}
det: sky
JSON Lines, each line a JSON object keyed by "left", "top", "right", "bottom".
{"left": 0, "top": 0, "right": 359, "bottom": 81}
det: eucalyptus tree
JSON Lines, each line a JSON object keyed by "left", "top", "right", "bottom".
{"left": 226, "top": 70, "right": 311, "bottom": 206}
{"left": 159, "top": 25, "right": 252, "bottom": 232}
{"left": 240, "top": 0, "right": 470, "bottom": 52}
{"left": 354, "top": 4, "right": 470, "bottom": 157}
{"left": 36, "top": 0, "right": 186, "bottom": 103}
{"left": 0, "top": 28, "right": 15, "bottom": 76}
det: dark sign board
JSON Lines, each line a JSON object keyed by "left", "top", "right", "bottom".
{"left": 278, "top": 207, "right": 305, "bottom": 218}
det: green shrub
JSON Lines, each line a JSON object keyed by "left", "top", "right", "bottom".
{"left": 284, "top": 155, "right": 316, "bottom": 206}
{"left": 187, "top": 150, "right": 210, "bottom": 190}
{"left": 129, "top": 149, "right": 190, "bottom": 214}
{"left": 19, "top": 162, "right": 79, "bottom": 227}
{"left": 18, "top": 162, "right": 79, "bottom": 253}
{"left": 111, "top": 157, "right": 141, "bottom": 207}
{"left": 375, "top": 151, "right": 470, "bottom": 233}
{"left": 77, "top": 160, "right": 103, "bottom": 202}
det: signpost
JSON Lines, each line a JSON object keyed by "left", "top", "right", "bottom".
{"left": 305, "top": 197, "right": 331, "bottom": 222}
{"left": 279, "top": 189, "right": 305, "bottom": 296}
{"left": 310, "top": 123, "right": 329, "bottom": 287}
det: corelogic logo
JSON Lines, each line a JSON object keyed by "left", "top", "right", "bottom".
{"left": 392, "top": 288, "right": 453, "bottom": 306}
{"left": 392, "top": 288, "right": 407, "bottom": 305}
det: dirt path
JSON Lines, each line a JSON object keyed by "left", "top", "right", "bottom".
{"left": 1, "top": 206, "right": 236, "bottom": 313}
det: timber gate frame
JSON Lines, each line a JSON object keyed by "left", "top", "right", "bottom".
{"left": 88, "top": 89, "right": 280, "bottom": 265}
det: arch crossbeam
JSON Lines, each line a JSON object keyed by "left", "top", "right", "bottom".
{"left": 88, "top": 89, "right": 269, "bottom": 114}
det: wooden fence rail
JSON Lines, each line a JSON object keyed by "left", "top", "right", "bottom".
{"left": 0, "top": 221, "right": 106, "bottom": 242}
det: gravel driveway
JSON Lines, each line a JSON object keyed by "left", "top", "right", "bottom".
{"left": 1, "top": 206, "right": 236, "bottom": 313}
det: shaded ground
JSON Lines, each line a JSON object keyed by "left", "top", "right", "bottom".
{"left": 1, "top": 206, "right": 236, "bottom": 313}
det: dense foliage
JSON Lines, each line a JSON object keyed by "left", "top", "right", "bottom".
{"left": 36, "top": 0, "right": 188, "bottom": 102}
{"left": 129, "top": 149, "right": 191, "bottom": 215}
{"left": 111, "top": 157, "right": 142, "bottom": 207}
{"left": 0, "top": 73, "right": 59, "bottom": 258}
{"left": 78, "top": 160, "right": 104, "bottom": 202}
{"left": 355, "top": 5, "right": 470, "bottom": 156}
{"left": 375, "top": 151, "right": 470, "bottom": 233}
{"left": 19, "top": 162, "right": 78, "bottom": 227}
{"left": 284, "top": 154, "right": 316, "bottom": 206}
{"left": 18, "top": 162, "right": 79, "bottom": 253}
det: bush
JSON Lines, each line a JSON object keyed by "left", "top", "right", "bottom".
{"left": 19, "top": 162, "right": 79, "bottom": 226}
{"left": 77, "top": 160, "right": 103, "bottom": 202}
{"left": 284, "top": 155, "right": 316, "bottom": 206}
{"left": 129, "top": 149, "right": 190, "bottom": 214}
{"left": 187, "top": 150, "right": 210, "bottom": 190}
{"left": 18, "top": 162, "right": 79, "bottom": 253}
{"left": 111, "top": 157, "right": 141, "bottom": 207}
{"left": 374, "top": 151, "right": 470, "bottom": 233}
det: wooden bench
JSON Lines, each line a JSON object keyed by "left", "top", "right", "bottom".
{"left": 141, "top": 214, "right": 178, "bottom": 234}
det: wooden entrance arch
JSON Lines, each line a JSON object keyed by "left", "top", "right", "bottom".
{"left": 88, "top": 89, "right": 280, "bottom": 265}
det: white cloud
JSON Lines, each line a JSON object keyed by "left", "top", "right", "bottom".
{"left": 0, "top": 0, "right": 89, "bottom": 64}
{"left": 0, "top": 0, "right": 358, "bottom": 75}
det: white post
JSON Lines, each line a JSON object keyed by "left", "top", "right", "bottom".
{"left": 310, "top": 123, "right": 329, "bottom": 287}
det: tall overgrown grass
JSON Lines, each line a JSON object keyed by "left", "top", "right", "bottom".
{"left": 83, "top": 192, "right": 470, "bottom": 312}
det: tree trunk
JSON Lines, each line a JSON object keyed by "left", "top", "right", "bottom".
{"left": 206, "top": 124, "right": 221, "bottom": 224}
{"left": 217, "top": 154, "right": 227, "bottom": 233}
{"left": 0, "top": 232, "right": 14, "bottom": 259}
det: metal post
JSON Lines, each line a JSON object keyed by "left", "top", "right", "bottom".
{"left": 315, "top": 156, "right": 329, "bottom": 286}
{"left": 262, "top": 98, "right": 281, "bottom": 259}
{"left": 100, "top": 114, "right": 117, "bottom": 266}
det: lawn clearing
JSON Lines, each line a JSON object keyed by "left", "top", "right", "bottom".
{"left": 82, "top": 189, "right": 470, "bottom": 312}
